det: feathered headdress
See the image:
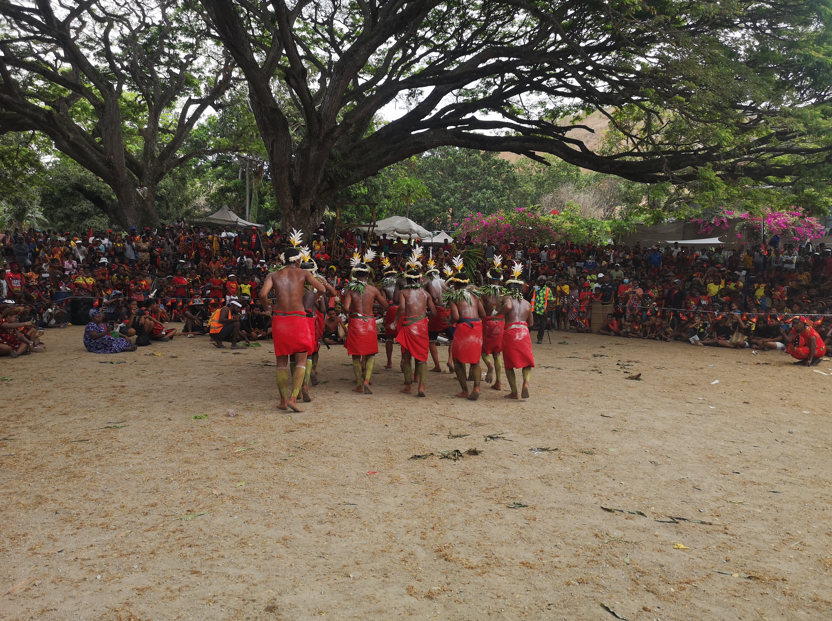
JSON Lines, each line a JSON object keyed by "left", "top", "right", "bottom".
{"left": 350, "top": 249, "right": 375, "bottom": 275}
{"left": 487, "top": 254, "right": 504, "bottom": 280}
{"left": 506, "top": 261, "right": 525, "bottom": 285}
{"left": 299, "top": 245, "right": 317, "bottom": 273}
{"left": 404, "top": 245, "right": 423, "bottom": 279}
{"left": 425, "top": 257, "right": 439, "bottom": 276}
{"left": 443, "top": 265, "right": 454, "bottom": 277}
{"left": 286, "top": 228, "right": 303, "bottom": 262}
{"left": 381, "top": 253, "right": 396, "bottom": 275}
{"left": 447, "top": 255, "right": 470, "bottom": 285}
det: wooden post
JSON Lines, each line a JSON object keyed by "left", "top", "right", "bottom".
{"left": 334, "top": 204, "right": 341, "bottom": 260}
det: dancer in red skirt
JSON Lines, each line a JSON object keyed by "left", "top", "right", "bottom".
{"left": 300, "top": 247, "right": 336, "bottom": 401}
{"left": 258, "top": 230, "right": 327, "bottom": 412}
{"left": 479, "top": 255, "right": 506, "bottom": 391}
{"left": 498, "top": 261, "right": 535, "bottom": 399}
{"left": 379, "top": 255, "right": 404, "bottom": 369}
{"left": 445, "top": 256, "right": 486, "bottom": 400}
{"left": 343, "top": 250, "right": 388, "bottom": 394}
{"left": 391, "top": 246, "right": 437, "bottom": 397}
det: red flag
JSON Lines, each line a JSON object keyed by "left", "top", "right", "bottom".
{"left": 88, "top": 226, "right": 94, "bottom": 242}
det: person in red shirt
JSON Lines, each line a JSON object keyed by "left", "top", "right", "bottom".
{"left": 786, "top": 317, "right": 826, "bottom": 366}
{"left": 5, "top": 263, "right": 24, "bottom": 299}
{"left": 172, "top": 273, "right": 188, "bottom": 299}
{"left": 208, "top": 271, "right": 224, "bottom": 301}
{"left": 225, "top": 273, "right": 239, "bottom": 299}
{"left": 598, "top": 313, "right": 620, "bottom": 336}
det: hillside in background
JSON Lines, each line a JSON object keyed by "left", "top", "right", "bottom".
{"left": 498, "top": 110, "right": 610, "bottom": 164}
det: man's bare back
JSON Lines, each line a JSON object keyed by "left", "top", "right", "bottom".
{"left": 259, "top": 265, "right": 324, "bottom": 311}
{"left": 481, "top": 285, "right": 502, "bottom": 317}
{"left": 425, "top": 277, "right": 445, "bottom": 307}
{"left": 451, "top": 292, "right": 485, "bottom": 322}
{"left": 345, "top": 283, "right": 388, "bottom": 316}
{"left": 500, "top": 296, "right": 533, "bottom": 326}
{"left": 393, "top": 287, "right": 436, "bottom": 329}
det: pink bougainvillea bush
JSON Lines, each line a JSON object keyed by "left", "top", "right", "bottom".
{"left": 692, "top": 208, "right": 825, "bottom": 242}
{"left": 455, "top": 206, "right": 634, "bottom": 246}
{"left": 455, "top": 208, "right": 562, "bottom": 246}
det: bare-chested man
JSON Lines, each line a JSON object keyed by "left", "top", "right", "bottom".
{"left": 343, "top": 251, "right": 388, "bottom": 394}
{"left": 379, "top": 255, "right": 404, "bottom": 369}
{"left": 497, "top": 262, "right": 535, "bottom": 399}
{"left": 445, "top": 257, "right": 486, "bottom": 400}
{"left": 259, "top": 235, "right": 326, "bottom": 412}
{"left": 425, "top": 260, "right": 453, "bottom": 373}
{"left": 479, "top": 255, "right": 506, "bottom": 390}
{"left": 391, "top": 247, "right": 436, "bottom": 397}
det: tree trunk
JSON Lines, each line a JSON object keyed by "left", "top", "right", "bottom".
{"left": 280, "top": 195, "right": 325, "bottom": 238}
{"left": 111, "top": 179, "right": 161, "bottom": 230}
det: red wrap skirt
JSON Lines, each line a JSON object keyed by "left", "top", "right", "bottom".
{"left": 502, "top": 321, "right": 535, "bottom": 369}
{"left": 345, "top": 314, "right": 379, "bottom": 356}
{"left": 428, "top": 305, "right": 449, "bottom": 332}
{"left": 482, "top": 316, "right": 505, "bottom": 354}
{"left": 313, "top": 310, "right": 324, "bottom": 353}
{"left": 453, "top": 319, "right": 483, "bottom": 364}
{"left": 272, "top": 311, "right": 315, "bottom": 357}
{"left": 396, "top": 315, "right": 429, "bottom": 362}
{"left": 385, "top": 304, "right": 399, "bottom": 338}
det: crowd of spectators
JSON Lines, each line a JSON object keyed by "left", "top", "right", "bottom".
{"left": 2, "top": 221, "right": 831, "bottom": 362}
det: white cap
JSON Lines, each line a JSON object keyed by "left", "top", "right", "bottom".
{"left": 229, "top": 300, "right": 242, "bottom": 308}
{"left": 597, "top": 273, "right": 604, "bottom": 278}
{"left": 99, "top": 258, "right": 109, "bottom": 264}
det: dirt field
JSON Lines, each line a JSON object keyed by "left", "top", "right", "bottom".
{"left": 1, "top": 327, "right": 831, "bottom": 621}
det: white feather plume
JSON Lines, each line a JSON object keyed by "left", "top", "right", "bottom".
{"left": 288, "top": 228, "right": 303, "bottom": 247}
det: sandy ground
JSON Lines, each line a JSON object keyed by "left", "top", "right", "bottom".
{"left": 1, "top": 327, "right": 831, "bottom": 621}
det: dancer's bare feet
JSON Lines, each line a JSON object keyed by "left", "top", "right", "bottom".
{"left": 352, "top": 385, "right": 364, "bottom": 393}
{"left": 456, "top": 391, "right": 470, "bottom": 399}
{"left": 504, "top": 393, "right": 520, "bottom": 400}
{"left": 384, "top": 364, "right": 393, "bottom": 369}
{"left": 287, "top": 396, "right": 303, "bottom": 412}
{"left": 417, "top": 384, "right": 426, "bottom": 397}
{"left": 277, "top": 399, "right": 288, "bottom": 411}
{"left": 521, "top": 383, "right": 530, "bottom": 399}
{"left": 400, "top": 385, "right": 413, "bottom": 394}
{"left": 468, "top": 388, "right": 481, "bottom": 401}
{"left": 491, "top": 382, "right": 503, "bottom": 391}
{"left": 311, "top": 371, "right": 319, "bottom": 386}
{"left": 363, "top": 381, "right": 373, "bottom": 394}
{"left": 302, "top": 387, "right": 312, "bottom": 402}
{"left": 484, "top": 366, "right": 494, "bottom": 383}
{"left": 430, "top": 366, "right": 442, "bottom": 373}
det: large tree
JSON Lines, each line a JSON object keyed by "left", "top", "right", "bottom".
{"left": 199, "top": 0, "right": 832, "bottom": 234}
{"left": 0, "top": 0, "right": 236, "bottom": 228}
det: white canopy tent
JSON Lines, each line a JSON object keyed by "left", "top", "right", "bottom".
{"left": 662, "top": 237, "right": 728, "bottom": 245}
{"left": 358, "top": 215, "right": 430, "bottom": 239}
{"left": 189, "top": 205, "right": 264, "bottom": 229}
{"left": 421, "top": 230, "right": 454, "bottom": 244}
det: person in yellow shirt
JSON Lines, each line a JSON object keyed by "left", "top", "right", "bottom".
{"left": 706, "top": 277, "right": 722, "bottom": 298}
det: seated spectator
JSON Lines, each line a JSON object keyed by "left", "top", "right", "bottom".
{"left": 84, "top": 309, "right": 136, "bottom": 354}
